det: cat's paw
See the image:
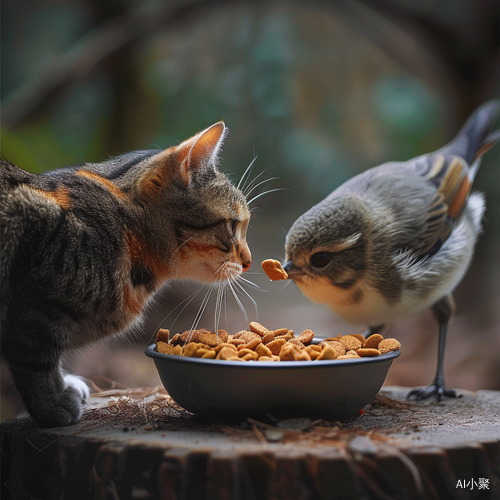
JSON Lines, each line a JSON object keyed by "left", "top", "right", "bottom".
{"left": 34, "top": 375, "right": 89, "bottom": 427}
{"left": 63, "top": 374, "right": 90, "bottom": 402}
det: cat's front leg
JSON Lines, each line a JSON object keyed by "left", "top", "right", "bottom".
{"left": 7, "top": 358, "right": 89, "bottom": 427}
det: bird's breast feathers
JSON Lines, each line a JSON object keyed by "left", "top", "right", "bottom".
{"left": 295, "top": 275, "right": 393, "bottom": 325}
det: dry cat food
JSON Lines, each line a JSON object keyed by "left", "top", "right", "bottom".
{"left": 261, "top": 259, "right": 288, "bottom": 281}
{"left": 154, "top": 323, "right": 401, "bottom": 362}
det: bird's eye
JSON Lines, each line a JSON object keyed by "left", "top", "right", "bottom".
{"left": 310, "top": 251, "right": 334, "bottom": 268}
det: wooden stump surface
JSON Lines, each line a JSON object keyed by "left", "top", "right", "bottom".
{"left": 1, "top": 386, "right": 499, "bottom": 499}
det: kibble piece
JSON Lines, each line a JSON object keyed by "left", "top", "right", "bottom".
{"left": 272, "top": 328, "right": 289, "bottom": 337}
{"left": 238, "top": 348, "right": 258, "bottom": 361}
{"left": 357, "top": 348, "right": 381, "bottom": 357}
{"left": 319, "top": 341, "right": 346, "bottom": 357}
{"left": 275, "top": 331, "right": 294, "bottom": 341}
{"left": 201, "top": 350, "right": 217, "bottom": 359}
{"left": 324, "top": 336, "right": 341, "bottom": 342}
{"left": 155, "top": 329, "right": 170, "bottom": 344}
{"left": 249, "top": 322, "right": 269, "bottom": 336}
{"left": 288, "top": 338, "right": 305, "bottom": 349}
{"left": 241, "top": 331, "right": 261, "bottom": 343}
{"left": 316, "top": 344, "right": 338, "bottom": 360}
{"left": 195, "top": 348, "right": 214, "bottom": 358}
{"left": 304, "top": 344, "right": 322, "bottom": 354}
{"left": 262, "top": 259, "right": 288, "bottom": 281}
{"left": 363, "top": 334, "right": 384, "bottom": 349}
{"left": 337, "top": 353, "right": 359, "bottom": 360}
{"left": 156, "top": 342, "right": 177, "bottom": 355}
{"left": 217, "top": 330, "right": 229, "bottom": 343}
{"left": 339, "top": 335, "right": 363, "bottom": 351}
{"left": 214, "top": 343, "right": 238, "bottom": 354}
{"left": 217, "top": 347, "right": 240, "bottom": 360}
{"left": 233, "top": 330, "right": 247, "bottom": 339}
{"left": 169, "top": 333, "right": 182, "bottom": 346}
{"left": 304, "top": 345, "right": 321, "bottom": 360}
{"left": 229, "top": 338, "right": 246, "bottom": 346}
{"left": 338, "top": 352, "right": 359, "bottom": 359}
{"left": 255, "top": 343, "right": 273, "bottom": 358}
{"left": 182, "top": 343, "right": 206, "bottom": 357}
{"left": 262, "top": 332, "right": 275, "bottom": 344}
{"left": 350, "top": 334, "right": 367, "bottom": 344}
{"left": 257, "top": 356, "right": 276, "bottom": 362}
{"left": 266, "top": 338, "right": 287, "bottom": 356}
{"left": 297, "top": 329, "right": 314, "bottom": 346}
{"left": 280, "top": 343, "right": 310, "bottom": 361}
{"left": 378, "top": 338, "right": 401, "bottom": 354}
{"left": 238, "top": 338, "right": 262, "bottom": 351}
{"left": 197, "top": 332, "right": 220, "bottom": 347}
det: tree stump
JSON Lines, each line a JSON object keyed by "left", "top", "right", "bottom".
{"left": 1, "top": 386, "right": 499, "bottom": 499}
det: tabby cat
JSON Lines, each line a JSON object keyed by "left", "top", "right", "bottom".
{"left": 0, "top": 122, "right": 252, "bottom": 426}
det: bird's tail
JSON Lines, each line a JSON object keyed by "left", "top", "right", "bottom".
{"left": 442, "top": 100, "right": 500, "bottom": 170}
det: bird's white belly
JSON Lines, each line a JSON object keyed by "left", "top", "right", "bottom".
{"left": 295, "top": 276, "right": 445, "bottom": 326}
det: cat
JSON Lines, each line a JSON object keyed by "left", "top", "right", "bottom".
{"left": 0, "top": 122, "right": 252, "bottom": 427}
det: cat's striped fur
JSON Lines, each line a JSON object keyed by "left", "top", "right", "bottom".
{"left": 0, "top": 122, "right": 251, "bottom": 426}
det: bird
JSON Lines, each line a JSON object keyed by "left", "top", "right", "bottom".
{"left": 283, "top": 100, "right": 500, "bottom": 401}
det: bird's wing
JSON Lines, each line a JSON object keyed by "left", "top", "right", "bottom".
{"left": 400, "top": 152, "right": 471, "bottom": 259}
{"left": 347, "top": 152, "right": 471, "bottom": 260}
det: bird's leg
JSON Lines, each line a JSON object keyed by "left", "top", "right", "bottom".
{"left": 362, "top": 324, "right": 385, "bottom": 339}
{"left": 408, "top": 295, "right": 457, "bottom": 401}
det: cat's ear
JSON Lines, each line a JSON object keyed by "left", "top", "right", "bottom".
{"left": 176, "top": 121, "right": 227, "bottom": 185}
{"left": 138, "top": 122, "right": 227, "bottom": 198}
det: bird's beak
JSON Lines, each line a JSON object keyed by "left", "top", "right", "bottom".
{"left": 282, "top": 261, "right": 305, "bottom": 281}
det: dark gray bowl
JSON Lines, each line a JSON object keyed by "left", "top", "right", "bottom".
{"left": 145, "top": 340, "right": 400, "bottom": 422}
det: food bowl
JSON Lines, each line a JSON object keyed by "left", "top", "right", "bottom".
{"left": 145, "top": 338, "right": 400, "bottom": 422}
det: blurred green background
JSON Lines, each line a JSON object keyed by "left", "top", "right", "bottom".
{"left": 2, "top": 0, "right": 500, "bottom": 421}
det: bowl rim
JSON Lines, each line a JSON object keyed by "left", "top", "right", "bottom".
{"left": 144, "top": 343, "right": 400, "bottom": 368}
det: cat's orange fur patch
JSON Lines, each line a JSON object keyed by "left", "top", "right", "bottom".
{"left": 30, "top": 186, "right": 73, "bottom": 210}
{"left": 137, "top": 151, "right": 176, "bottom": 200}
{"left": 123, "top": 285, "right": 145, "bottom": 315}
{"left": 124, "top": 230, "right": 170, "bottom": 281}
{"left": 185, "top": 241, "right": 221, "bottom": 253}
{"left": 76, "top": 170, "right": 128, "bottom": 200}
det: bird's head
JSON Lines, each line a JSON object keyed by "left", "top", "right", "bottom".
{"left": 284, "top": 195, "right": 369, "bottom": 305}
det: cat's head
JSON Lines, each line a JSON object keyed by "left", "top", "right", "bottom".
{"left": 94, "top": 122, "right": 251, "bottom": 285}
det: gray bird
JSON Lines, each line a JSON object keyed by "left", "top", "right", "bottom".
{"left": 283, "top": 100, "right": 500, "bottom": 401}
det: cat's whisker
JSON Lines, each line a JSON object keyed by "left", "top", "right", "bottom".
{"left": 188, "top": 284, "right": 215, "bottom": 341}
{"left": 223, "top": 283, "right": 229, "bottom": 330}
{"left": 226, "top": 279, "right": 249, "bottom": 323}
{"left": 244, "top": 177, "right": 280, "bottom": 199}
{"left": 144, "top": 282, "right": 207, "bottom": 346}
{"left": 214, "top": 280, "right": 224, "bottom": 333}
{"left": 247, "top": 188, "right": 286, "bottom": 206}
{"left": 242, "top": 169, "right": 268, "bottom": 196}
{"left": 237, "top": 275, "right": 262, "bottom": 291}
{"left": 237, "top": 156, "right": 258, "bottom": 191}
{"left": 232, "top": 277, "right": 259, "bottom": 318}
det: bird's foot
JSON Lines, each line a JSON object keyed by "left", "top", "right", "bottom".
{"left": 407, "top": 384, "right": 456, "bottom": 402}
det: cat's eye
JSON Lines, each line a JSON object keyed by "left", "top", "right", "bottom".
{"left": 310, "top": 251, "right": 334, "bottom": 268}
{"left": 230, "top": 219, "right": 238, "bottom": 235}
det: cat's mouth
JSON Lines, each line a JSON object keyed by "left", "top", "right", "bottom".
{"left": 216, "top": 261, "right": 244, "bottom": 283}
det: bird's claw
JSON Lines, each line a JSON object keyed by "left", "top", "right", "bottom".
{"left": 407, "top": 384, "right": 456, "bottom": 402}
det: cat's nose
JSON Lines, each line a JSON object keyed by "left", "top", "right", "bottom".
{"left": 240, "top": 243, "right": 252, "bottom": 272}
